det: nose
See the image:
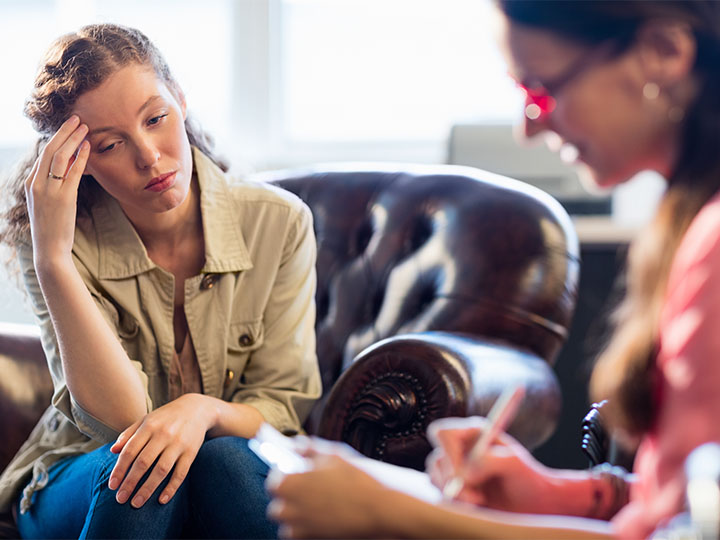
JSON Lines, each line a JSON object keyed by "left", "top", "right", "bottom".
{"left": 134, "top": 137, "right": 160, "bottom": 169}
{"left": 519, "top": 100, "right": 551, "bottom": 141}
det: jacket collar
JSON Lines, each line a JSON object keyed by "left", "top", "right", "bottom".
{"left": 93, "top": 146, "right": 253, "bottom": 280}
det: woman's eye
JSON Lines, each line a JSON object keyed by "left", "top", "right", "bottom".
{"left": 148, "top": 113, "right": 168, "bottom": 126}
{"left": 98, "top": 143, "right": 116, "bottom": 153}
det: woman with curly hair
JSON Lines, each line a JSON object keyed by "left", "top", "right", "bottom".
{"left": 0, "top": 23, "right": 320, "bottom": 539}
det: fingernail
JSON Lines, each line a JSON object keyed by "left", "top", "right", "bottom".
{"left": 108, "top": 477, "right": 118, "bottom": 490}
{"left": 159, "top": 494, "right": 169, "bottom": 504}
{"left": 265, "top": 470, "right": 284, "bottom": 491}
{"left": 131, "top": 495, "right": 144, "bottom": 508}
{"left": 116, "top": 490, "right": 128, "bottom": 504}
{"left": 266, "top": 499, "right": 284, "bottom": 518}
{"left": 68, "top": 115, "right": 79, "bottom": 124}
{"left": 294, "top": 435, "right": 310, "bottom": 452}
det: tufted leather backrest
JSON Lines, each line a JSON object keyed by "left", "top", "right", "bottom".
{"left": 263, "top": 164, "right": 580, "bottom": 430}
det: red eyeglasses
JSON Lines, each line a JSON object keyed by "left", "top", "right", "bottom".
{"left": 515, "top": 41, "right": 619, "bottom": 121}
{"left": 516, "top": 82, "right": 558, "bottom": 120}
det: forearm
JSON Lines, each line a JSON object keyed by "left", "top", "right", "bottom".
{"left": 204, "top": 397, "right": 265, "bottom": 439}
{"left": 377, "top": 490, "right": 615, "bottom": 540}
{"left": 515, "top": 465, "right": 630, "bottom": 519}
{"left": 36, "top": 257, "right": 147, "bottom": 429}
{"left": 543, "top": 469, "right": 611, "bottom": 517}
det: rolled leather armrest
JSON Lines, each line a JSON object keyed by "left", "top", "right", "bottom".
{"left": 317, "top": 330, "right": 561, "bottom": 470}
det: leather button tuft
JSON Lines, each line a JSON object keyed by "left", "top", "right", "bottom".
{"left": 200, "top": 274, "right": 218, "bottom": 290}
{"left": 224, "top": 369, "right": 235, "bottom": 388}
{"left": 238, "top": 334, "right": 254, "bottom": 347}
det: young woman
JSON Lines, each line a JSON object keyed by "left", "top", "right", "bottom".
{"left": 0, "top": 23, "right": 320, "bottom": 538}
{"left": 266, "top": 1, "right": 720, "bottom": 538}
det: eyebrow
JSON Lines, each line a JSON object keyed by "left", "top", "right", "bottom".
{"left": 86, "top": 95, "right": 165, "bottom": 136}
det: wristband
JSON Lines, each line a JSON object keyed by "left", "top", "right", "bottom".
{"left": 588, "top": 463, "right": 630, "bottom": 520}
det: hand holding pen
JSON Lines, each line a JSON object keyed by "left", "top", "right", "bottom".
{"left": 441, "top": 385, "right": 526, "bottom": 499}
{"left": 425, "top": 384, "right": 544, "bottom": 509}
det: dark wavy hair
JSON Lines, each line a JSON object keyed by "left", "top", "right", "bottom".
{"left": 0, "top": 23, "right": 228, "bottom": 249}
{"left": 497, "top": 1, "right": 720, "bottom": 439}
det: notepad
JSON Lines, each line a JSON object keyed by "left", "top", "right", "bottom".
{"left": 250, "top": 423, "right": 442, "bottom": 503}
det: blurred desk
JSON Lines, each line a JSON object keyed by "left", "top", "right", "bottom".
{"left": 572, "top": 215, "right": 641, "bottom": 246}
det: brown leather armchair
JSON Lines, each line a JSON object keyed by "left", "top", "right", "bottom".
{"left": 0, "top": 164, "right": 578, "bottom": 535}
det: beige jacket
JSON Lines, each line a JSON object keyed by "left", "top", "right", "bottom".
{"left": 0, "top": 148, "right": 321, "bottom": 513}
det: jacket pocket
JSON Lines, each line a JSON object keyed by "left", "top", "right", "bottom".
{"left": 223, "top": 318, "right": 265, "bottom": 397}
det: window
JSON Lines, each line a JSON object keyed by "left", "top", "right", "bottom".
{"left": 0, "top": 0, "right": 233, "bottom": 150}
{"left": 280, "top": 0, "right": 522, "bottom": 142}
{"left": 1, "top": 0, "right": 521, "bottom": 169}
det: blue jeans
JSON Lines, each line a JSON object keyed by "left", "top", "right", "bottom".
{"left": 16, "top": 437, "right": 277, "bottom": 539}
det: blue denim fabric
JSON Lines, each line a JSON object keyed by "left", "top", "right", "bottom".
{"left": 16, "top": 437, "right": 277, "bottom": 539}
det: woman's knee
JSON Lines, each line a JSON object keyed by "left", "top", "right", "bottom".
{"left": 193, "top": 437, "right": 265, "bottom": 473}
{"left": 87, "top": 443, "right": 121, "bottom": 484}
{"left": 187, "top": 437, "right": 276, "bottom": 538}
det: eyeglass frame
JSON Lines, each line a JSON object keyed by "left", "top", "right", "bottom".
{"left": 514, "top": 39, "right": 627, "bottom": 121}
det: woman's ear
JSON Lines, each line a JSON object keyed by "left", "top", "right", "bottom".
{"left": 635, "top": 19, "right": 696, "bottom": 86}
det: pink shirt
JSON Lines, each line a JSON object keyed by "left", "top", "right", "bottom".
{"left": 614, "top": 192, "right": 720, "bottom": 538}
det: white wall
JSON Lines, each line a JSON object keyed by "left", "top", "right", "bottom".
{"left": 0, "top": 147, "right": 35, "bottom": 323}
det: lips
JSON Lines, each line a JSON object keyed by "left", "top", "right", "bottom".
{"left": 145, "top": 171, "right": 177, "bottom": 192}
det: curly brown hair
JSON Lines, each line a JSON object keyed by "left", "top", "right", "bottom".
{"left": 0, "top": 23, "right": 228, "bottom": 250}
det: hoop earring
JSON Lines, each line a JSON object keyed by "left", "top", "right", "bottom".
{"left": 643, "top": 82, "right": 660, "bottom": 100}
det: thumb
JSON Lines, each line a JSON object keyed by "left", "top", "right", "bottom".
{"left": 430, "top": 424, "right": 486, "bottom": 471}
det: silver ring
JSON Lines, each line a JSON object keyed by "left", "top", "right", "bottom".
{"left": 48, "top": 172, "right": 64, "bottom": 180}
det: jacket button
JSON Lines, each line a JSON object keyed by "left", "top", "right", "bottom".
{"left": 239, "top": 334, "right": 254, "bottom": 347}
{"left": 200, "top": 274, "right": 218, "bottom": 290}
{"left": 49, "top": 416, "right": 60, "bottom": 432}
{"left": 224, "top": 369, "right": 235, "bottom": 388}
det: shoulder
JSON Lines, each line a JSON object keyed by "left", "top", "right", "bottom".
{"left": 201, "top": 170, "right": 315, "bottom": 261}
{"left": 194, "top": 147, "right": 311, "bottom": 226}
{"left": 227, "top": 177, "right": 309, "bottom": 218}
{"left": 662, "top": 193, "right": 720, "bottom": 326}
{"left": 670, "top": 193, "right": 720, "bottom": 281}
{"left": 222, "top": 178, "right": 314, "bottom": 247}
{"left": 229, "top": 181, "right": 315, "bottom": 258}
